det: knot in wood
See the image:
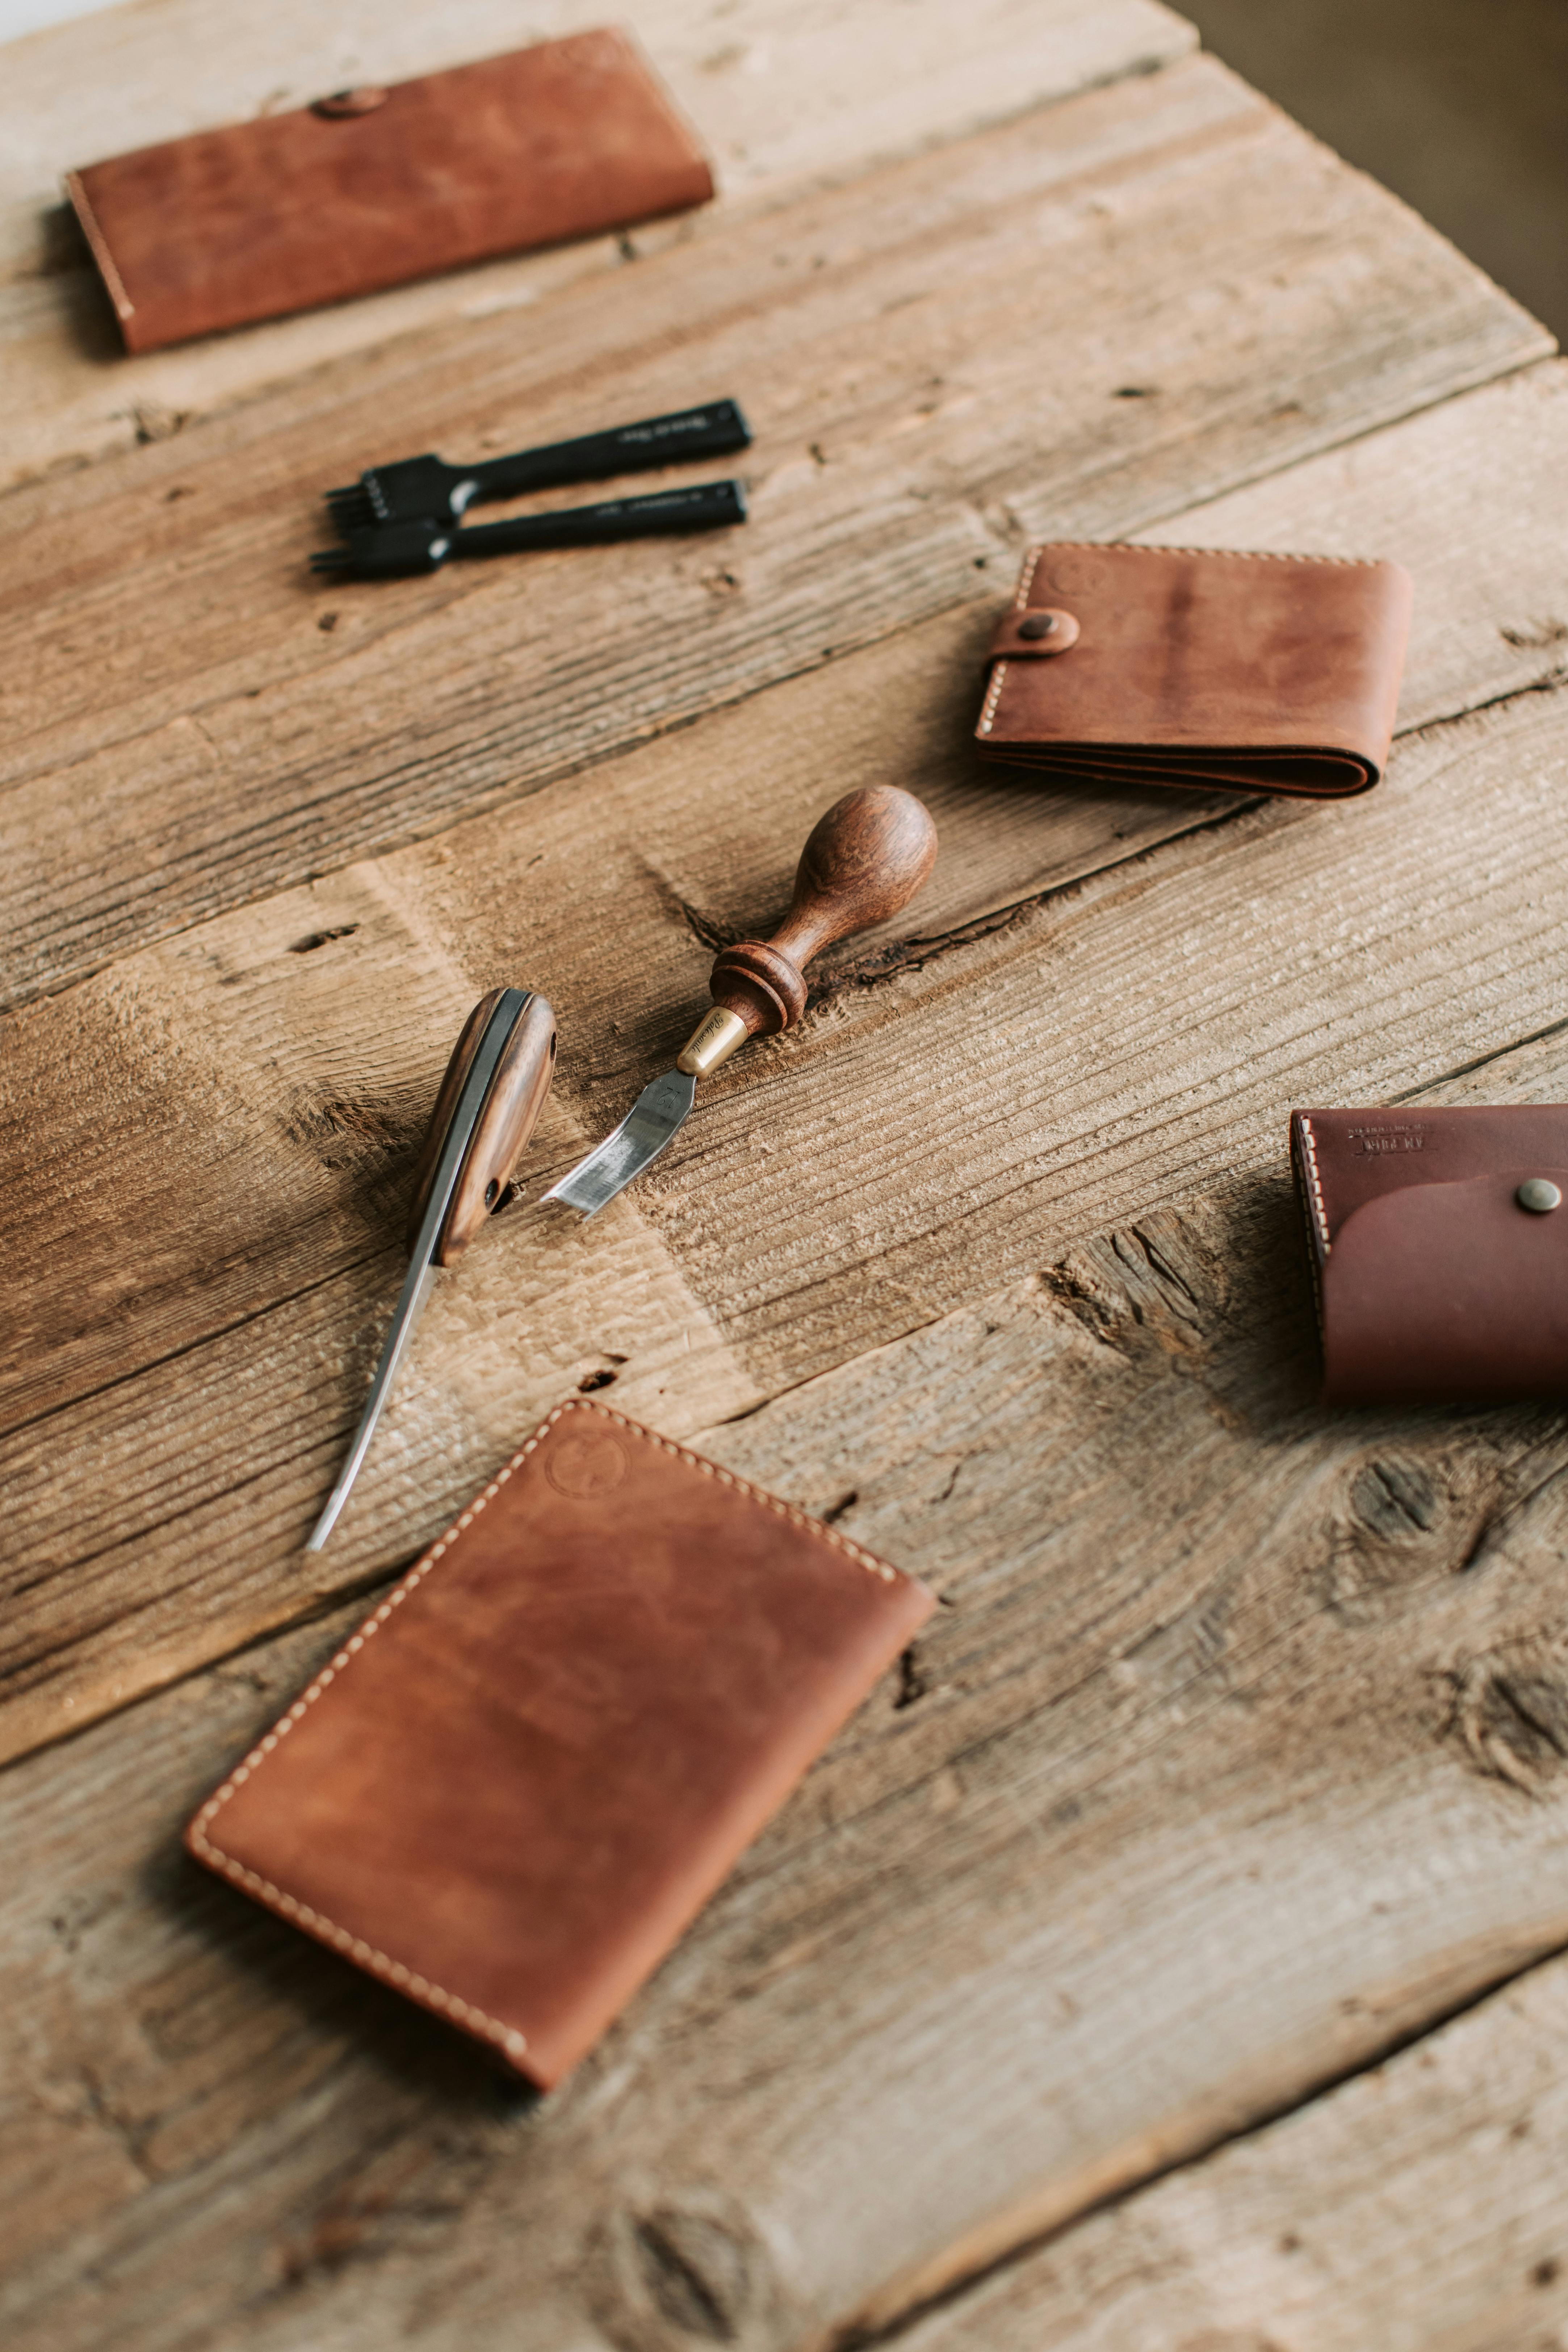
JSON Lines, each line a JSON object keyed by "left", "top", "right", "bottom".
{"left": 586, "top": 2188, "right": 793, "bottom": 2352}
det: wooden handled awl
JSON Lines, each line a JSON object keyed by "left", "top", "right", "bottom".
{"left": 542, "top": 785, "right": 937, "bottom": 1219}
{"left": 305, "top": 987, "right": 556, "bottom": 1551}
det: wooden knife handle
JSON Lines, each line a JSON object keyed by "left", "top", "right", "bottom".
{"left": 708, "top": 786, "right": 938, "bottom": 1040}
{"left": 406, "top": 989, "right": 557, "bottom": 1265}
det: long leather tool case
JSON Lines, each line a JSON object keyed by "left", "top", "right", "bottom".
{"left": 976, "top": 542, "right": 1412, "bottom": 798}
{"left": 186, "top": 1401, "right": 932, "bottom": 2087}
{"left": 66, "top": 28, "right": 714, "bottom": 353}
{"left": 1293, "top": 1106, "right": 1568, "bottom": 1405}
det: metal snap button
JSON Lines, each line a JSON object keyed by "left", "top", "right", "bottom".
{"left": 1516, "top": 1178, "right": 1562, "bottom": 1213}
{"left": 313, "top": 87, "right": 389, "bottom": 118}
{"left": 1011, "top": 607, "right": 1080, "bottom": 650}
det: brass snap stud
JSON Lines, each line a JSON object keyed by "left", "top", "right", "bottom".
{"left": 1018, "top": 612, "right": 1058, "bottom": 640}
{"left": 1516, "top": 1178, "right": 1562, "bottom": 1213}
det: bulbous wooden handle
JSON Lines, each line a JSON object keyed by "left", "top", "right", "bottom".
{"left": 406, "top": 989, "right": 557, "bottom": 1265}
{"left": 708, "top": 786, "right": 938, "bottom": 1040}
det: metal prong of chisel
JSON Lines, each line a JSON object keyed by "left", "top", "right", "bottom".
{"left": 303, "top": 997, "right": 521, "bottom": 1551}
{"left": 540, "top": 1007, "right": 751, "bottom": 1218}
{"left": 540, "top": 787, "right": 940, "bottom": 1224}
{"left": 541, "top": 1068, "right": 697, "bottom": 1219}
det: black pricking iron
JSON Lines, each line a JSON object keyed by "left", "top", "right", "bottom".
{"left": 323, "top": 398, "right": 751, "bottom": 535}
{"left": 309, "top": 480, "right": 748, "bottom": 579}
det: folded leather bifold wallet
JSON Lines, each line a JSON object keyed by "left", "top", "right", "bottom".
{"left": 67, "top": 29, "right": 714, "bottom": 354}
{"left": 1294, "top": 1106, "right": 1568, "bottom": 1405}
{"left": 976, "top": 543, "right": 1413, "bottom": 798}
{"left": 186, "top": 1402, "right": 932, "bottom": 2087}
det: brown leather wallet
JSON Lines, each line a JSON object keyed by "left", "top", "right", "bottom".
{"left": 67, "top": 29, "right": 714, "bottom": 354}
{"left": 185, "top": 1401, "right": 932, "bottom": 2087}
{"left": 976, "top": 543, "right": 1413, "bottom": 798}
{"left": 1293, "top": 1106, "right": 1568, "bottom": 1404}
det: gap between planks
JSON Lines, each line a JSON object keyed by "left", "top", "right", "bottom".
{"left": 834, "top": 1906, "right": 1568, "bottom": 2346}
{"left": 858, "top": 1939, "right": 1568, "bottom": 2350}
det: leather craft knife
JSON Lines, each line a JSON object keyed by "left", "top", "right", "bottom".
{"left": 305, "top": 986, "right": 556, "bottom": 1550}
{"left": 542, "top": 785, "right": 937, "bottom": 1220}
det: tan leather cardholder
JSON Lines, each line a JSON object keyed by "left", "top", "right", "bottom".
{"left": 1294, "top": 1106, "right": 1568, "bottom": 1404}
{"left": 67, "top": 29, "right": 714, "bottom": 353}
{"left": 976, "top": 542, "right": 1413, "bottom": 798}
{"left": 186, "top": 1401, "right": 932, "bottom": 2087}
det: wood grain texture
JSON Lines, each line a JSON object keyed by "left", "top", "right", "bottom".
{"left": 4, "top": 364, "right": 1568, "bottom": 1764}
{"left": 9, "top": 1014, "right": 1568, "bottom": 2347}
{"left": 898, "top": 1954, "right": 1568, "bottom": 2352}
{"left": 5, "top": 13, "right": 1566, "bottom": 2336}
{"left": 0, "top": 0, "right": 1194, "bottom": 488}
{"left": 0, "top": 55, "right": 1548, "bottom": 1011}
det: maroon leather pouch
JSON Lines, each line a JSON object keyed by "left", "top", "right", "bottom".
{"left": 186, "top": 1401, "right": 932, "bottom": 2088}
{"left": 66, "top": 29, "right": 714, "bottom": 354}
{"left": 1293, "top": 1106, "right": 1568, "bottom": 1404}
{"left": 976, "top": 543, "right": 1413, "bottom": 798}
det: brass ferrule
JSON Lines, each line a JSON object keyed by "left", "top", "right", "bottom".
{"left": 676, "top": 1006, "right": 749, "bottom": 1077}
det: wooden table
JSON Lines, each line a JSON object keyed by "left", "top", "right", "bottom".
{"left": 5, "top": 2, "right": 1568, "bottom": 2344}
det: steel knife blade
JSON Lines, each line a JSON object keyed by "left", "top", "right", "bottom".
{"left": 541, "top": 1066, "right": 697, "bottom": 1218}
{"left": 304, "top": 986, "right": 555, "bottom": 1549}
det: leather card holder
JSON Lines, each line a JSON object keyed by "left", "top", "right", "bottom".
{"left": 1293, "top": 1106, "right": 1568, "bottom": 1405}
{"left": 67, "top": 29, "right": 715, "bottom": 353}
{"left": 976, "top": 543, "right": 1413, "bottom": 800}
{"left": 185, "top": 1401, "right": 934, "bottom": 2088}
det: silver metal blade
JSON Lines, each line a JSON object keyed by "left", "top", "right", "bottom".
{"left": 303, "top": 990, "right": 529, "bottom": 1551}
{"left": 541, "top": 1066, "right": 696, "bottom": 1217}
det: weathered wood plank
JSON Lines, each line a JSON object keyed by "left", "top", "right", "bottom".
{"left": 0, "top": 0, "right": 1194, "bottom": 489}
{"left": 898, "top": 1953, "right": 1568, "bottom": 2351}
{"left": 8, "top": 1005, "right": 1568, "bottom": 2348}
{"left": 8, "top": 5, "right": 1563, "bottom": 2345}
{"left": 4, "top": 364, "right": 1568, "bottom": 1764}
{"left": 5, "top": 676, "right": 1568, "bottom": 1746}
{"left": 11, "top": 355, "right": 1566, "bottom": 1412}
{"left": 0, "top": 55, "right": 1548, "bottom": 1009}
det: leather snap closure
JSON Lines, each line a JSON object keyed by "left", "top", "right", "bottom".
{"left": 988, "top": 605, "right": 1081, "bottom": 663}
{"left": 1516, "top": 1178, "right": 1562, "bottom": 1213}
{"left": 313, "top": 87, "right": 389, "bottom": 118}
{"left": 1015, "top": 607, "right": 1079, "bottom": 649}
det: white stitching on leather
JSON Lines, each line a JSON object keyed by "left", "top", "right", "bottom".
{"left": 1014, "top": 540, "right": 1382, "bottom": 569}
{"left": 1299, "top": 1114, "right": 1331, "bottom": 1255}
{"left": 64, "top": 172, "right": 136, "bottom": 321}
{"left": 977, "top": 548, "right": 1043, "bottom": 736}
{"left": 977, "top": 661, "right": 1007, "bottom": 736}
{"left": 190, "top": 1401, "right": 909, "bottom": 2052}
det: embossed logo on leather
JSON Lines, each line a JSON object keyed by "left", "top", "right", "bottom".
{"left": 545, "top": 1426, "right": 630, "bottom": 1500}
{"left": 1345, "top": 1122, "right": 1434, "bottom": 1156}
